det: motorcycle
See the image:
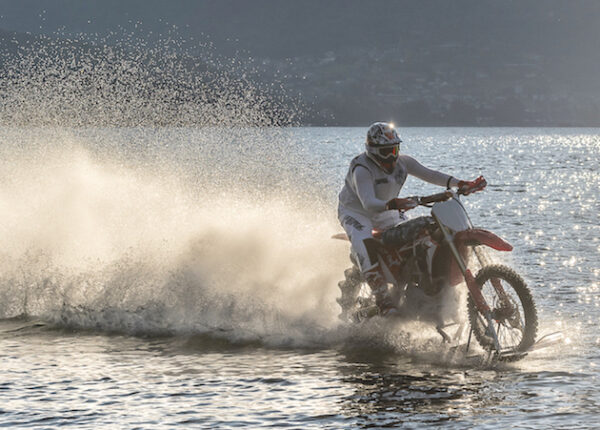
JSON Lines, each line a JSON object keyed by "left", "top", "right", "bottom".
{"left": 334, "top": 184, "right": 538, "bottom": 361}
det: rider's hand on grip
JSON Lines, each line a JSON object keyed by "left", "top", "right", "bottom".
{"left": 458, "top": 175, "right": 487, "bottom": 195}
{"left": 385, "top": 197, "right": 418, "bottom": 211}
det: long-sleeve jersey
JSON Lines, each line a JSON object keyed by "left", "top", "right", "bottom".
{"left": 338, "top": 152, "right": 459, "bottom": 221}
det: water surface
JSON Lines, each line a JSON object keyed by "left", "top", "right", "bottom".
{"left": 1, "top": 127, "right": 598, "bottom": 428}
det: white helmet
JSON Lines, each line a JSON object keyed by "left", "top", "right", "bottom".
{"left": 365, "top": 122, "right": 401, "bottom": 173}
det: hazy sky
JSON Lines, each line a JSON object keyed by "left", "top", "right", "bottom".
{"left": 1, "top": 0, "right": 598, "bottom": 60}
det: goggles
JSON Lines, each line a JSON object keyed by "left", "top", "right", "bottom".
{"left": 376, "top": 144, "right": 399, "bottom": 158}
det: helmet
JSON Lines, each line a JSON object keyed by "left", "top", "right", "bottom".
{"left": 365, "top": 122, "right": 401, "bottom": 173}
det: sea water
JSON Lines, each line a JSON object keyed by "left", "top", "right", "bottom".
{"left": 0, "top": 126, "right": 598, "bottom": 428}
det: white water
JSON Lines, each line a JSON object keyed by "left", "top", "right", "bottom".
{"left": 0, "top": 128, "right": 350, "bottom": 348}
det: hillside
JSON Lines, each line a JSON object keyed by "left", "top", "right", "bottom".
{"left": 1, "top": 0, "right": 599, "bottom": 125}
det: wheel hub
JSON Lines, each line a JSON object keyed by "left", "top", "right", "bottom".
{"left": 492, "top": 300, "right": 522, "bottom": 329}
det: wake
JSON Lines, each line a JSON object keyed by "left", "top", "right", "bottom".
{"left": 0, "top": 27, "right": 342, "bottom": 344}
{"left": 0, "top": 130, "right": 350, "bottom": 347}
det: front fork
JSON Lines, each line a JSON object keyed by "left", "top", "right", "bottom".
{"left": 432, "top": 215, "right": 502, "bottom": 352}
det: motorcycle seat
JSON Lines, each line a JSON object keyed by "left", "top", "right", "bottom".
{"left": 380, "top": 216, "right": 436, "bottom": 247}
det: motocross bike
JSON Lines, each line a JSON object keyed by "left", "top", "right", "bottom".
{"left": 334, "top": 185, "right": 538, "bottom": 361}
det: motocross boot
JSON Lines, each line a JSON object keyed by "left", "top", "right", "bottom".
{"left": 364, "top": 266, "right": 397, "bottom": 316}
{"left": 380, "top": 249, "right": 405, "bottom": 282}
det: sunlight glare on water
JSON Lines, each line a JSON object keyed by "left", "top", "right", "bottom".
{"left": 1, "top": 126, "right": 599, "bottom": 428}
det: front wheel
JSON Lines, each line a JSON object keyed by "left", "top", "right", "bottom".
{"left": 467, "top": 264, "right": 538, "bottom": 353}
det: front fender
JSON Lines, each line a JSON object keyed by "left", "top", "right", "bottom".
{"left": 454, "top": 228, "right": 513, "bottom": 252}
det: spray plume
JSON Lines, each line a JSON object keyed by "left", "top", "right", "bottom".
{"left": 0, "top": 26, "right": 349, "bottom": 346}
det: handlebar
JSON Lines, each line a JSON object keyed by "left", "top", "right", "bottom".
{"left": 417, "top": 190, "right": 454, "bottom": 205}
{"left": 388, "top": 177, "right": 487, "bottom": 212}
{"left": 410, "top": 181, "right": 486, "bottom": 208}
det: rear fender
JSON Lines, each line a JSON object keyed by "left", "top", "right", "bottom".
{"left": 331, "top": 233, "right": 349, "bottom": 241}
{"left": 454, "top": 228, "right": 513, "bottom": 252}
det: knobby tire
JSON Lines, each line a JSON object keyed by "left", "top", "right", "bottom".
{"left": 467, "top": 264, "right": 538, "bottom": 353}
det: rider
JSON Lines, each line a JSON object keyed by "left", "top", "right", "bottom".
{"left": 338, "top": 122, "right": 485, "bottom": 315}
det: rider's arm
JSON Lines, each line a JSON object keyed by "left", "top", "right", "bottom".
{"left": 353, "top": 166, "right": 388, "bottom": 212}
{"left": 400, "top": 155, "right": 460, "bottom": 188}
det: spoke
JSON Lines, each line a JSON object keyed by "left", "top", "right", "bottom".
{"left": 477, "top": 313, "right": 488, "bottom": 332}
{"left": 507, "top": 326, "right": 520, "bottom": 348}
{"left": 470, "top": 267, "right": 535, "bottom": 354}
{"left": 496, "top": 321, "right": 502, "bottom": 346}
{"left": 498, "top": 314, "right": 523, "bottom": 349}
{"left": 485, "top": 279, "right": 525, "bottom": 350}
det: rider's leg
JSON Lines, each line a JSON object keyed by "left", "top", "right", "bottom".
{"left": 339, "top": 210, "right": 396, "bottom": 314}
{"left": 363, "top": 264, "right": 395, "bottom": 313}
{"left": 359, "top": 237, "right": 394, "bottom": 313}
{"left": 339, "top": 211, "right": 373, "bottom": 271}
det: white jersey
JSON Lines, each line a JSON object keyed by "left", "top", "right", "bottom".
{"left": 338, "top": 152, "right": 455, "bottom": 225}
{"left": 337, "top": 151, "right": 458, "bottom": 273}
{"left": 338, "top": 152, "right": 407, "bottom": 228}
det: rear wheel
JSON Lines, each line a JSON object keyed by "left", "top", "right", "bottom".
{"left": 337, "top": 266, "right": 376, "bottom": 322}
{"left": 337, "top": 266, "right": 361, "bottom": 319}
{"left": 468, "top": 264, "right": 537, "bottom": 352}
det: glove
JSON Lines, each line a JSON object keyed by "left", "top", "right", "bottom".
{"left": 385, "top": 197, "right": 418, "bottom": 211}
{"left": 457, "top": 175, "right": 487, "bottom": 195}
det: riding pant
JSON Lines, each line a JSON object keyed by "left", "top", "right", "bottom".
{"left": 338, "top": 206, "right": 404, "bottom": 273}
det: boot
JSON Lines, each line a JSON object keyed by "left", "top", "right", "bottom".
{"left": 364, "top": 266, "right": 396, "bottom": 315}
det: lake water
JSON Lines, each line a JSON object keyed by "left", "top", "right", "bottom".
{"left": 0, "top": 127, "right": 598, "bottom": 428}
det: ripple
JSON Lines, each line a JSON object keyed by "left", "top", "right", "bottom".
{"left": 1, "top": 127, "right": 600, "bottom": 428}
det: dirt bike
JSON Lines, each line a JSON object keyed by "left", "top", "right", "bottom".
{"left": 334, "top": 185, "right": 538, "bottom": 361}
